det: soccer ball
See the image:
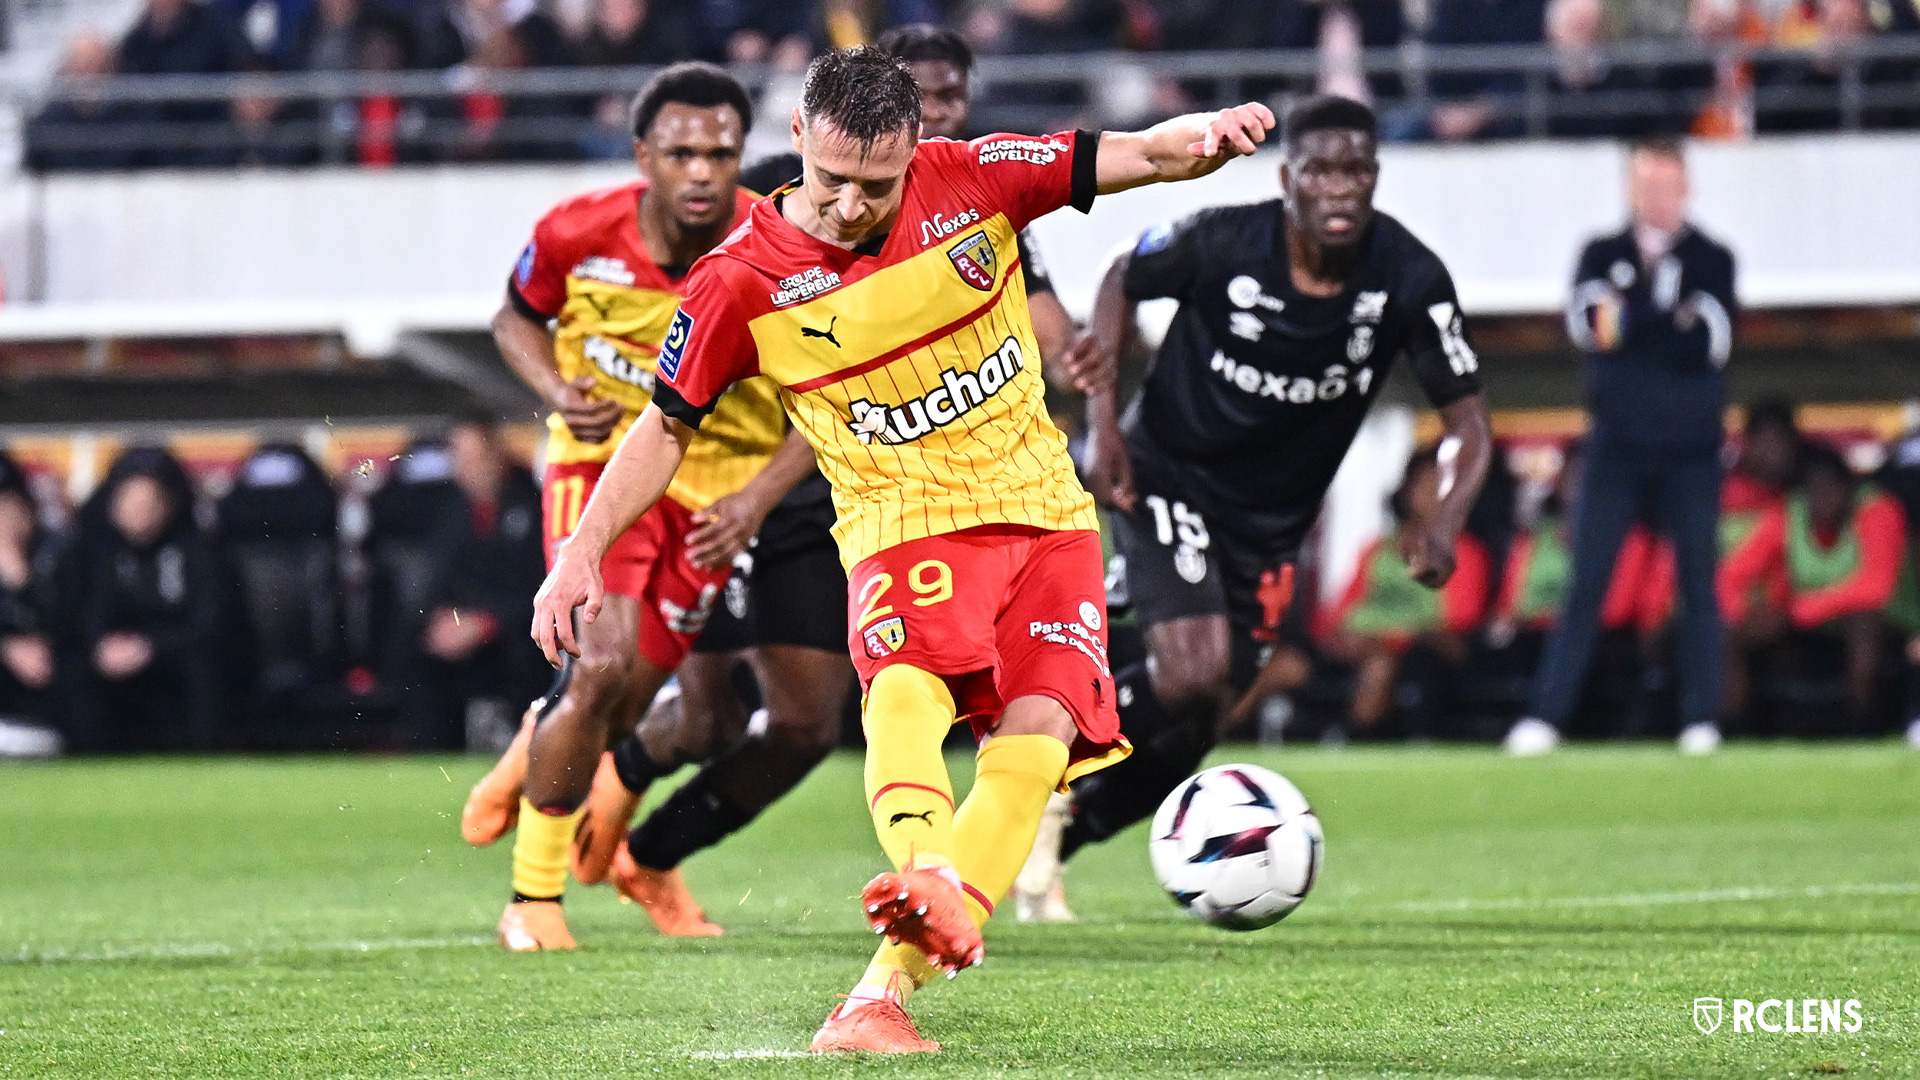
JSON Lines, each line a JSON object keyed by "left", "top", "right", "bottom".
{"left": 1149, "top": 763, "right": 1323, "bottom": 931}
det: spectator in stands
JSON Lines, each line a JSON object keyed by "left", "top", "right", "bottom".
{"left": 0, "top": 455, "right": 64, "bottom": 757}
{"left": 1506, "top": 139, "right": 1736, "bottom": 756}
{"left": 418, "top": 0, "right": 573, "bottom": 68}
{"left": 436, "top": 23, "right": 582, "bottom": 161}
{"left": 118, "top": 0, "right": 257, "bottom": 165}
{"left": 1719, "top": 442, "right": 1907, "bottom": 734}
{"left": 1391, "top": 0, "right": 1548, "bottom": 140}
{"left": 1544, "top": 0, "right": 1692, "bottom": 136}
{"left": 348, "top": 18, "right": 432, "bottom": 165}
{"left": 816, "top": 0, "right": 949, "bottom": 48}
{"left": 710, "top": 0, "right": 818, "bottom": 64}
{"left": 227, "top": 63, "right": 323, "bottom": 165}
{"left": 26, "top": 32, "right": 137, "bottom": 173}
{"left": 976, "top": 0, "right": 1129, "bottom": 52}
{"left": 415, "top": 418, "right": 546, "bottom": 748}
{"left": 574, "top": 0, "right": 714, "bottom": 64}
{"left": 574, "top": 0, "right": 716, "bottom": 157}
{"left": 286, "top": 0, "right": 417, "bottom": 70}
{"left": 62, "top": 449, "right": 233, "bottom": 753}
{"left": 1314, "top": 449, "right": 1491, "bottom": 739}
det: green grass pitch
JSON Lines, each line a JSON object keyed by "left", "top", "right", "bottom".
{"left": 3, "top": 745, "right": 1917, "bottom": 1079}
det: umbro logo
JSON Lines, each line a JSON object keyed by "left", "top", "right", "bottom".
{"left": 888, "top": 810, "right": 935, "bottom": 827}
{"left": 801, "top": 316, "right": 841, "bottom": 348}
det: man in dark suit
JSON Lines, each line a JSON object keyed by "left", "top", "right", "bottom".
{"left": 1506, "top": 138, "right": 1737, "bottom": 756}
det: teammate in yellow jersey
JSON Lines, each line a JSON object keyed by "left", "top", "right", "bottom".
{"left": 461, "top": 63, "right": 813, "bottom": 951}
{"left": 529, "top": 47, "right": 1274, "bottom": 1051}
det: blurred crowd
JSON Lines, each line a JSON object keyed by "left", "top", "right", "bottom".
{"left": 0, "top": 415, "right": 551, "bottom": 756}
{"left": 1243, "top": 404, "right": 1920, "bottom": 746}
{"left": 6, "top": 403, "right": 1920, "bottom": 758}
{"left": 25, "top": 0, "right": 1920, "bottom": 169}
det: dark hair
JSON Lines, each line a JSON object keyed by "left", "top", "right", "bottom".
{"left": 1629, "top": 136, "right": 1687, "bottom": 166}
{"left": 1744, "top": 397, "right": 1799, "bottom": 438}
{"left": 1285, "top": 94, "right": 1377, "bottom": 152}
{"left": 875, "top": 23, "right": 974, "bottom": 72}
{"left": 1798, "top": 440, "right": 1855, "bottom": 489}
{"left": 631, "top": 61, "right": 754, "bottom": 141}
{"left": 800, "top": 46, "right": 922, "bottom": 150}
{"left": 0, "top": 450, "right": 29, "bottom": 506}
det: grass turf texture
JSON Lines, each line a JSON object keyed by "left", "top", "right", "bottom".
{"left": 2, "top": 746, "right": 1917, "bottom": 1079}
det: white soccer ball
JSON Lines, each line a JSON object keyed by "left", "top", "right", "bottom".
{"left": 1149, "top": 763, "right": 1323, "bottom": 931}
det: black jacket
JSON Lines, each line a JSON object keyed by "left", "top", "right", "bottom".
{"left": 1567, "top": 225, "right": 1737, "bottom": 451}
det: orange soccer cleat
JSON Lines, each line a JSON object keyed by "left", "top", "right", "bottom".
{"left": 496, "top": 900, "right": 575, "bottom": 952}
{"left": 569, "top": 751, "right": 641, "bottom": 885}
{"left": 811, "top": 996, "right": 939, "bottom": 1054}
{"left": 610, "top": 843, "right": 724, "bottom": 936}
{"left": 463, "top": 656, "right": 572, "bottom": 845}
{"left": 860, "top": 868, "right": 984, "bottom": 975}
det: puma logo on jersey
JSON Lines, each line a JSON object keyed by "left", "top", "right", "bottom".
{"left": 847, "top": 336, "right": 1027, "bottom": 445}
{"left": 889, "top": 811, "right": 935, "bottom": 827}
{"left": 801, "top": 316, "right": 841, "bottom": 348}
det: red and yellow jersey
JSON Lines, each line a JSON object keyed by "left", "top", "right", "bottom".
{"left": 510, "top": 181, "right": 785, "bottom": 511}
{"left": 654, "top": 132, "right": 1100, "bottom": 568}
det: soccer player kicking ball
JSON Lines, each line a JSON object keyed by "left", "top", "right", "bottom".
{"left": 1015, "top": 96, "right": 1494, "bottom": 917}
{"left": 462, "top": 63, "right": 814, "bottom": 950}
{"left": 530, "top": 46, "right": 1273, "bottom": 1054}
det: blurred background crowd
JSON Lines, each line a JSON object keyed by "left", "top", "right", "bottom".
{"left": 4, "top": 400, "right": 1920, "bottom": 756}
{"left": 16, "top": 0, "right": 1920, "bottom": 169}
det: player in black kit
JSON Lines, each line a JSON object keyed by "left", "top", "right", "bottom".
{"left": 1014, "top": 95, "right": 1494, "bottom": 918}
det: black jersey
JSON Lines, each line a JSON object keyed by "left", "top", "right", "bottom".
{"left": 1120, "top": 199, "right": 1481, "bottom": 553}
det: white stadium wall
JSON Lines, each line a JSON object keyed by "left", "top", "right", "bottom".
{"left": 3, "top": 133, "right": 1920, "bottom": 344}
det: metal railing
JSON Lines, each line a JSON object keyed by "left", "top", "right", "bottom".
{"left": 8, "top": 38, "right": 1920, "bottom": 168}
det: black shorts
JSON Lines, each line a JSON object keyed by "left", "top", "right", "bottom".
{"left": 692, "top": 498, "right": 848, "bottom": 655}
{"left": 1108, "top": 484, "right": 1296, "bottom": 645}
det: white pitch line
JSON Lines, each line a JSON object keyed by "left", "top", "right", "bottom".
{"left": 1390, "top": 881, "right": 1920, "bottom": 913}
{"left": 686, "top": 1050, "right": 813, "bottom": 1060}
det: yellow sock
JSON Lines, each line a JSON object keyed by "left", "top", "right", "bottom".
{"left": 861, "top": 665, "right": 958, "bottom": 873}
{"left": 509, "top": 799, "right": 583, "bottom": 900}
{"left": 952, "top": 734, "right": 1070, "bottom": 922}
{"left": 851, "top": 734, "right": 1069, "bottom": 1004}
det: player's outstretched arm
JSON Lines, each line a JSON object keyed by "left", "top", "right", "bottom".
{"left": 1398, "top": 394, "right": 1494, "bottom": 588}
{"left": 1094, "top": 103, "right": 1276, "bottom": 195}
{"left": 531, "top": 404, "right": 693, "bottom": 665}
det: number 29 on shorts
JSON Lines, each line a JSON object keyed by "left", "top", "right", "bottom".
{"left": 856, "top": 558, "right": 953, "bottom": 627}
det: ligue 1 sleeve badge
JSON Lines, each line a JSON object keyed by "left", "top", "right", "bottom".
{"left": 948, "top": 231, "right": 997, "bottom": 291}
{"left": 863, "top": 615, "right": 908, "bottom": 658}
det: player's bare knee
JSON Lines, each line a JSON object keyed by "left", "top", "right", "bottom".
{"left": 992, "top": 694, "right": 1076, "bottom": 744}
{"left": 762, "top": 707, "right": 841, "bottom": 762}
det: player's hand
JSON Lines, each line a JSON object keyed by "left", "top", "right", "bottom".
{"left": 1083, "top": 411, "right": 1137, "bottom": 512}
{"left": 531, "top": 544, "right": 604, "bottom": 667}
{"left": 687, "top": 491, "right": 769, "bottom": 569}
{"left": 1060, "top": 331, "right": 1117, "bottom": 395}
{"left": 555, "top": 376, "right": 624, "bottom": 444}
{"left": 1189, "top": 102, "right": 1276, "bottom": 160}
{"left": 1397, "top": 521, "right": 1457, "bottom": 588}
